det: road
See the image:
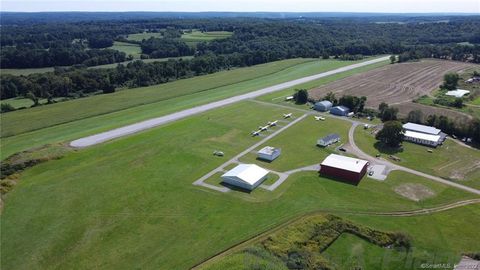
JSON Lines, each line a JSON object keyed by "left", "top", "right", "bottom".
{"left": 70, "top": 56, "right": 390, "bottom": 147}
{"left": 347, "top": 122, "right": 480, "bottom": 195}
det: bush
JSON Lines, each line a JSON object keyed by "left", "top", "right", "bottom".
{"left": 293, "top": 89, "right": 309, "bottom": 104}
{"left": 1, "top": 103, "right": 16, "bottom": 113}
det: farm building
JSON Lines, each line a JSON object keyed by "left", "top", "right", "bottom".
{"left": 319, "top": 154, "right": 368, "bottom": 183}
{"left": 330, "top": 106, "right": 350, "bottom": 116}
{"left": 317, "top": 133, "right": 340, "bottom": 147}
{"left": 314, "top": 100, "right": 333, "bottom": 112}
{"left": 221, "top": 164, "right": 269, "bottom": 190}
{"left": 445, "top": 89, "right": 470, "bottom": 98}
{"left": 402, "top": 122, "right": 446, "bottom": 147}
{"left": 257, "top": 146, "right": 281, "bottom": 161}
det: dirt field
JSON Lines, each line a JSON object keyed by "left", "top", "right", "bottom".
{"left": 394, "top": 183, "right": 435, "bottom": 201}
{"left": 309, "top": 59, "right": 474, "bottom": 115}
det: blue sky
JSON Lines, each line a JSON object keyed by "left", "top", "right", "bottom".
{"left": 1, "top": 0, "right": 478, "bottom": 13}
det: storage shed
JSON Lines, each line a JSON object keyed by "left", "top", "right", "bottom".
{"left": 221, "top": 164, "right": 269, "bottom": 190}
{"left": 319, "top": 154, "right": 368, "bottom": 184}
{"left": 314, "top": 100, "right": 333, "bottom": 112}
{"left": 317, "top": 133, "right": 340, "bottom": 147}
{"left": 257, "top": 146, "right": 281, "bottom": 161}
{"left": 402, "top": 122, "right": 446, "bottom": 147}
{"left": 330, "top": 106, "right": 350, "bottom": 116}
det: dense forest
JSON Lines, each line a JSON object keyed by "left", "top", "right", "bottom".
{"left": 1, "top": 15, "right": 480, "bottom": 100}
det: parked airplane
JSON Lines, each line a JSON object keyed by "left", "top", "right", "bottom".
{"left": 283, "top": 113, "right": 292, "bottom": 118}
{"left": 267, "top": 120, "right": 278, "bottom": 126}
{"left": 251, "top": 130, "right": 260, "bottom": 136}
{"left": 314, "top": 116, "right": 325, "bottom": 121}
{"left": 258, "top": 125, "right": 269, "bottom": 131}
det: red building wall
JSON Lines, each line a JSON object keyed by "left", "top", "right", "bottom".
{"left": 319, "top": 164, "right": 367, "bottom": 184}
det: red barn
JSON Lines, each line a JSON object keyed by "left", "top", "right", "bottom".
{"left": 319, "top": 154, "right": 368, "bottom": 184}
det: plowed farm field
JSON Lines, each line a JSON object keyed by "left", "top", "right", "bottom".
{"left": 309, "top": 59, "right": 474, "bottom": 108}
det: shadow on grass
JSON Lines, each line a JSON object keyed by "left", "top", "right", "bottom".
{"left": 373, "top": 142, "right": 404, "bottom": 155}
{"left": 220, "top": 182, "right": 253, "bottom": 194}
{"left": 318, "top": 173, "right": 360, "bottom": 186}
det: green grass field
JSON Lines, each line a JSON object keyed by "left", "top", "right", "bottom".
{"left": 239, "top": 116, "right": 351, "bottom": 172}
{"left": 2, "top": 101, "right": 478, "bottom": 270}
{"left": 355, "top": 126, "right": 480, "bottom": 189}
{"left": 206, "top": 204, "right": 480, "bottom": 270}
{"left": 181, "top": 30, "right": 233, "bottom": 42}
{"left": 126, "top": 32, "right": 163, "bottom": 41}
{"left": 108, "top": 41, "right": 142, "bottom": 58}
{"left": 1, "top": 57, "right": 382, "bottom": 159}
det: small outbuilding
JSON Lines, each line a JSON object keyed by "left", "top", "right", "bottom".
{"left": 319, "top": 154, "right": 368, "bottom": 184}
{"left": 317, "top": 133, "right": 340, "bottom": 147}
{"left": 445, "top": 89, "right": 470, "bottom": 98}
{"left": 314, "top": 100, "right": 333, "bottom": 112}
{"left": 257, "top": 146, "right": 281, "bottom": 161}
{"left": 221, "top": 164, "right": 269, "bottom": 190}
{"left": 330, "top": 106, "right": 350, "bottom": 116}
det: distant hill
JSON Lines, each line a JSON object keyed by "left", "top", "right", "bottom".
{"left": 1, "top": 11, "right": 479, "bottom": 24}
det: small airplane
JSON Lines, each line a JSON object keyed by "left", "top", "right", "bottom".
{"left": 251, "top": 130, "right": 260, "bottom": 137}
{"left": 258, "top": 125, "right": 269, "bottom": 131}
{"left": 267, "top": 120, "right": 278, "bottom": 127}
{"left": 283, "top": 113, "right": 292, "bottom": 119}
{"left": 314, "top": 116, "right": 325, "bottom": 121}
{"left": 213, "top": 150, "right": 224, "bottom": 157}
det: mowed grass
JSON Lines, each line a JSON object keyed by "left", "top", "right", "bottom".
{"left": 2, "top": 101, "right": 477, "bottom": 270}
{"left": 1, "top": 57, "right": 379, "bottom": 158}
{"left": 126, "top": 32, "right": 163, "bottom": 41}
{"left": 181, "top": 30, "right": 233, "bottom": 42}
{"left": 337, "top": 205, "right": 480, "bottom": 269}
{"left": 108, "top": 41, "right": 142, "bottom": 58}
{"left": 355, "top": 126, "right": 480, "bottom": 189}
{"left": 239, "top": 115, "right": 351, "bottom": 172}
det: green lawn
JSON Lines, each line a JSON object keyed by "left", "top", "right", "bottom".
{"left": 239, "top": 116, "right": 351, "bottom": 172}
{"left": 0, "top": 56, "right": 194, "bottom": 76}
{"left": 355, "top": 126, "right": 480, "bottom": 189}
{"left": 1, "top": 57, "right": 381, "bottom": 159}
{"left": 0, "top": 67, "right": 56, "bottom": 76}
{"left": 126, "top": 32, "right": 163, "bottom": 41}
{"left": 181, "top": 30, "right": 233, "bottom": 42}
{"left": 339, "top": 205, "right": 480, "bottom": 269}
{"left": 108, "top": 41, "right": 142, "bottom": 58}
{"left": 2, "top": 101, "right": 477, "bottom": 270}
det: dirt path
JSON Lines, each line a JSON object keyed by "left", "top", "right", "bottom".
{"left": 347, "top": 123, "right": 480, "bottom": 195}
{"left": 190, "top": 199, "right": 480, "bottom": 270}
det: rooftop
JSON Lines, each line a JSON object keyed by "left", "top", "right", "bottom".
{"left": 321, "top": 154, "right": 368, "bottom": 173}
{"left": 404, "top": 130, "right": 441, "bottom": 143}
{"left": 403, "top": 122, "right": 441, "bottom": 135}
{"left": 320, "top": 133, "right": 340, "bottom": 141}
{"left": 222, "top": 164, "right": 269, "bottom": 185}
{"left": 332, "top": 105, "right": 349, "bottom": 112}
{"left": 445, "top": 89, "right": 470, "bottom": 98}
{"left": 258, "top": 146, "right": 279, "bottom": 155}
{"left": 316, "top": 100, "right": 333, "bottom": 106}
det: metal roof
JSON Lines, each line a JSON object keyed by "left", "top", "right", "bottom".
{"left": 445, "top": 89, "right": 470, "bottom": 98}
{"left": 403, "top": 122, "right": 441, "bottom": 135}
{"left": 321, "top": 154, "right": 368, "bottom": 173}
{"left": 320, "top": 133, "right": 340, "bottom": 141}
{"left": 222, "top": 164, "right": 269, "bottom": 185}
{"left": 404, "top": 130, "right": 441, "bottom": 143}
{"left": 258, "top": 146, "right": 278, "bottom": 155}
{"left": 315, "top": 100, "right": 333, "bottom": 106}
{"left": 332, "top": 106, "right": 349, "bottom": 112}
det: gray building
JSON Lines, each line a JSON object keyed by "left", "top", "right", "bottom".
{"left": 257, "top": 146, "right": 281, "bottom": 161}
{"left": 330, "top": 106, "right": 350, "bottom": 116}
{"left": 314, "top": 100, "right": 333, "bottom": 112}
{"left": 317, "top": 133, "right": 340, "bottom": 147}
